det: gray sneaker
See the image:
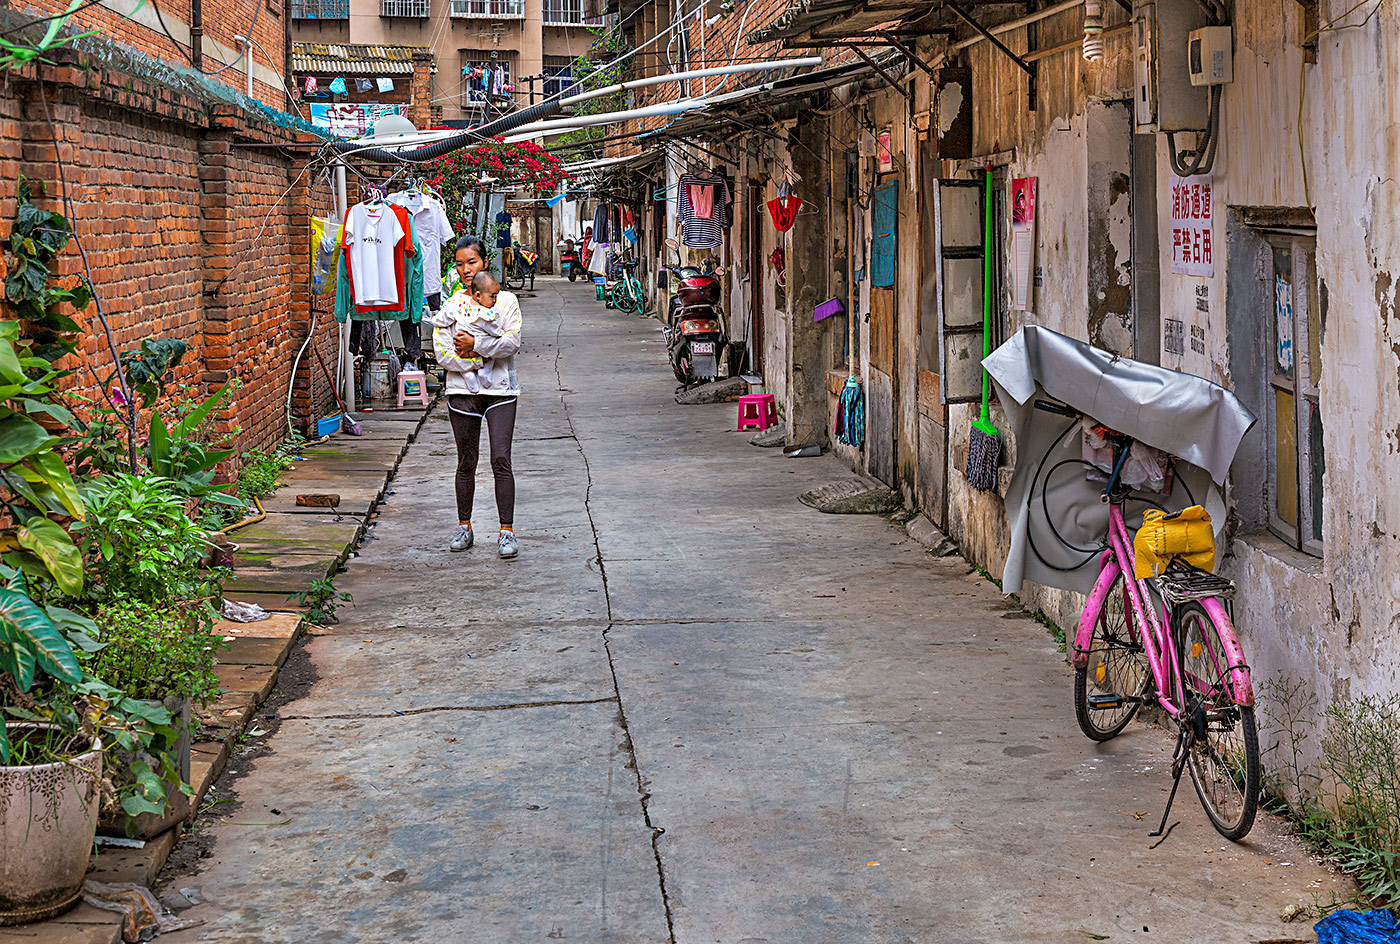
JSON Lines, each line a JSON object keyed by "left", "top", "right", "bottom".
{"left": 449, "top": 524, "right": 474, "bottom": 552}
{"left": 498, "top": 529, "right": 518, "bottom": 559}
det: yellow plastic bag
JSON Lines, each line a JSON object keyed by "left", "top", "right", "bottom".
{"left": 1133, "top": 505, "right": 1215, "bottom": 579}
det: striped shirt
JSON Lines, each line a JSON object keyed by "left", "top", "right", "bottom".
{"left": 677, "top": 173, "right": 731, "bottom": 249}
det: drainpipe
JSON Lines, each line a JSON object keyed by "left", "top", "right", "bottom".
{"left": 190, "top": 0, "right": 203, "bottom": 71}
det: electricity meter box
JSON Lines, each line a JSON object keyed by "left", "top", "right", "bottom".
{"left": 1133, "top": 0, "right": 1211, "bottom": 133}
{"left": 1188, "top": 26, "right": 1234, "bottom": 85}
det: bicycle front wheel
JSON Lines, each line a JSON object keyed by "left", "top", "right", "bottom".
{"left": 1074, "top": 568, "right": 1150, "bottom": 741}
{"left": 1173, "top": 601, "right": 1259, "bottom": 841}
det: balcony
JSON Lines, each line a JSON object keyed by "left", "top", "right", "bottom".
{"left": 290, "top": 0, "right": 349, "bottom": 18}
{"left": 543, "top": 0, "right": 607, "bottom": 25}
{"left": 450, "top": 0, "right": 525, "bottom": 18}
{"left": 381, "top": 0, "right": 429, "bottom": 16}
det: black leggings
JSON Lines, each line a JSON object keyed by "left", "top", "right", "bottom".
{"left": 447, "top": 394, "right": 517, "bottom": 526}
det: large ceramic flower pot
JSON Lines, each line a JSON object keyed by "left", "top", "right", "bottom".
{"left": 0, "top": 725, "right": 101, "bottom": 925}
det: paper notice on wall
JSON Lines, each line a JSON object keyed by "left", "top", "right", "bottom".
{"left": 1169, "top": 174, "right": 1213, "bottom": 277}
{"left": 1275, "top": 275, "right": 1294, "bottom": 372}
{"left": 1010, "top": 177, "right": 1037, "bottom": 310}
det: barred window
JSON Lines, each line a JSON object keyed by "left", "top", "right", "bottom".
{"left": 543, "top": 56, "right": 574, "bottom": 98}
{"left": 381, "top": 0, "right": 428, "bottom": 16}
{"left": 543, "top": 0, "right": 606, "bottom": 24}
{"left": 450, "top": 0, "right": 525, "bottom": 17}
{"left": 461, "top": 52, "right": 515, "bottom": 110}
{"left": 290, "top": 0, "right": 349, "bottom": 17}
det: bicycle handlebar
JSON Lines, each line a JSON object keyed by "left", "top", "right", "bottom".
{"left": 1033, "top": 399, "right": 1133, "bottom": 501}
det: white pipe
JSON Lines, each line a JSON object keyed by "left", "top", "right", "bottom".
{"left": 501, "top": 97, "right": 723, "bottom": 140}
{"left": 558, "top": 57, "right": 822, "bottom": 109}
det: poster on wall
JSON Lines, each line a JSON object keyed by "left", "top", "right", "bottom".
{"left": 309, "top": 103, "right": 404, "bottom": 138}
{"left": 1010, "top": 177, "right": 1037, "bottom": 310}
{"left": 876, "top": 129, "right": 894, "bottom": 173}
{"left": 1169, "top": 174, "right": 1213, "bottom": 277}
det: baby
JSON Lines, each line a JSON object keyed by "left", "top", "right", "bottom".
{"left": 454, "top": 271, "right": 509, "bottom": 394}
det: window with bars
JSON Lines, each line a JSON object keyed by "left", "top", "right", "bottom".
{"left": 381, "top": 0, "right": 428, "bottom": 15}
{"left": 543, "top": 56, "right": 574, "bottom": 97}
{"left": 290, "top": 0, "right": 348, "bottom": 17}
{"left": 542, "top": 0, "right": 605, "bottom": 25}
{"left": 461, "top": 53, "right": 514, "bottom": 109}
{"left": 450, "top": 0, "right": 524, "bottom": 17}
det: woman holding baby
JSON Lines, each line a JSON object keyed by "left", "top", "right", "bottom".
{"left": 432, "top": 236, "right": 522, "bottom": 559}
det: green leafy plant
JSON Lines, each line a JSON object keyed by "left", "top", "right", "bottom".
{"left": 82, "top": 600, "right": 221, "bottom": 707}
{"left": 289, "top": 576, "right": 352, "bottom": 626}
{"left": 147, "top": 384, "right": 243, "bottom": 511}
{"left": 0, "top": 0, "right": 134, "bottom": 72}
{"left": 70, "top": 473, "right": 216, "bottom": 608}
{"left": 1259, "top": 678, "right": 1400, "bottom": 908}
{"left": 4, "top": 179, "right": 90, "bottom": 364}
{"left": 120, "top": 338, "right": 188, "bottom": 408}
{"left": 237, "top": 447, "right": 293, "bottom": 503}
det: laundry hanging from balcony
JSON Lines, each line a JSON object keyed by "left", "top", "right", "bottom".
{"left": 677, "top": 168, "right": 732, "bottom": 249}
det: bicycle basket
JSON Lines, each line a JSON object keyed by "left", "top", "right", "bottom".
{"left": 1133, "top": 505, "right": 1215, "bottom": 579}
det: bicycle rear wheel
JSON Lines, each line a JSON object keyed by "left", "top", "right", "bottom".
{"left": 612, "top": 284, "right": 637, "bottom": 313}
{"left": 1173, "top": 601, "right": 1259, "bottom": 841}
{"left": 1074, "top": 569, "right": 1150, "bottom": 741}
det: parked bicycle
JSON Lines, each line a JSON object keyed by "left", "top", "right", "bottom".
{"left": 1031, "top": 397, "right": 1259, "bottom": 842}
{"left": 608, "top": 259, "right": 647, "bottom": 314}
{"left": 501, "top": 242, "right": 536, "bottom": 292}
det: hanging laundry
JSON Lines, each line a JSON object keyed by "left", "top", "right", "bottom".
{"left": 310, "top": 216, "right": 341, "bottom": 295}
{"left": 377, "top": 78, "right": 394, "bottom": 93}
{"left": 344, "top": 201, "right": 404, "bottom": 306}
{"left": 769, "top": 246, "right": 787, "bottom": 289}
{"left": 592, "top": 202, "right": 610, "bottom": 242}
{"left": 624, "top": 226, "right": 637, "bottom": 244}
{"left": 677, "top": 170, "right": 730, "bottom": 249}
{"left": 305, "top": 76, "right": 318, "bottom": 94}
{"left": 492, "top": 69, "right": 504, "bottom": 97}
{"left": 768, "top": 194, "right": 802, "bottom": 232}
{"left": 355, "top": 78, "right": 374, "bottom": 93}
{"left": 328, "top": 77, "right": 347, "bottom": 95}
{"left": 388, "top": 187, "right": 456, "bottom": 298}
{"left": 495, "top": 209, "right": 513, "bottom": 248}
{"left": 335, "top": 205, "right": 425, "bottom": 323}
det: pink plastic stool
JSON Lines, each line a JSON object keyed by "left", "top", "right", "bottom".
{"left": 737, "top": 393, "right": 777, "bottom": 432}
{"left": 396, "top": 370, "right": 430, "bottom": 409}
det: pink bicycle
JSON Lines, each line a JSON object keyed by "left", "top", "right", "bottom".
{"left": 1031, "top": 399, "right": 1260, "bottom": 842}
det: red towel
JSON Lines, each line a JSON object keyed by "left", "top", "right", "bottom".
{"left": 767, "top": 195, "right": 802, "bottom": 232}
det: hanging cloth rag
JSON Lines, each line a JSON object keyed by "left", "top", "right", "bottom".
{"left": 377, "top": 77, "right": 394, "bottom": 93}
{"left": 355, "top": 78, "right": 373, "bottom": 93}
{"left": 328, "top": 77, "right": 347, "bottom": 95}
{"left": 768, "top": 247, "right": 786, "bottom": 289}
{"left": 768, "top": 194, "right": 802, "bottom": 232}
{"left": 305, "top": 76, "right": 318, "bottom": 94}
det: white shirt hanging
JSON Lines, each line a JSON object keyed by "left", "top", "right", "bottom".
{"left": 388, "top": 189, "right": 456, "bottom": 298}
{"left": 344, "top": 202, "right": 404, "bottom": 306}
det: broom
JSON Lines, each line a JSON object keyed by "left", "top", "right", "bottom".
{"left": 965, "top": 162, "right": 1000, "bottom": 492}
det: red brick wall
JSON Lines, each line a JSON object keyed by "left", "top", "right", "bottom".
{"left": 12, "top": 0, "right": 288, "bottom": 106}
{"left": 0, "top": 49, "right": 341, "bottom": 470}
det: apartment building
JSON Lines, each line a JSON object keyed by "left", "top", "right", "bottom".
{"left": 290, "top": 0, "right": 608, "bottom": 125}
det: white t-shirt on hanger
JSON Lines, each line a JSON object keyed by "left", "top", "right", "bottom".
{"left": 388, "top": 189, "right": 456, "bottom": 298}
{"left": 344, "top": 203, "right": 404, "bottom": 306}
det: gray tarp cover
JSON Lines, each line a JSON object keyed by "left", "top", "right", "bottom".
{"left": 984, "top": 326, "right": 1256, "bottom": 595}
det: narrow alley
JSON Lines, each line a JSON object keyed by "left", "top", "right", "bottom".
{"left": 161, "top": 279, "right": 1341, "bottom": 943}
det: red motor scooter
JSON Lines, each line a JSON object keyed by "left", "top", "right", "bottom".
{"left": 662, "top": 238, "right": 727, "bottom": 387}
{"left": 559, "top": 239, "right": 580, "bottom": 281}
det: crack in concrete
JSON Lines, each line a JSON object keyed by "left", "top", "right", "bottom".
{"left": 281, "top": 696, "right": 619, "bottom": 721}
{"left": 554, "top": 304, "right": 678, "bottom": 944}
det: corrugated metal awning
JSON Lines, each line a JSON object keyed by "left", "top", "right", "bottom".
{"left": 291, "top": 43, "right": 432, "bottom": 75}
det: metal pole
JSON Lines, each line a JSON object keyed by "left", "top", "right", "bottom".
{"left": 334, "top": 158, "right": 355, "bottom": 414}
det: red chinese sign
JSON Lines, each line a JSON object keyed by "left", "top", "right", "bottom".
{"left": 1170, "top": 175, "right": 1213, "bottom": 277}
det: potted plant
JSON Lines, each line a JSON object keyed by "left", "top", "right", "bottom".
{"left": 82, "top": 600, "right": 220, "bottom": 838}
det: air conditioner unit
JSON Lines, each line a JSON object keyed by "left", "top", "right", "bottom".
{"left": 1188, "top": 26, "right": 1234, "bottom": 85}
{"left": 1133, "top": 0, "right": 1211, "bottom": 133}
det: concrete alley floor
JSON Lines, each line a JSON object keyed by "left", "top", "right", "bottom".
{"left": 160, "top": 278, "right": 1344, "bottom": 943}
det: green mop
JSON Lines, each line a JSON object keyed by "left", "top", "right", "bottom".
{"left": 964, "top": 163, "right": 1000, "bottom": 492}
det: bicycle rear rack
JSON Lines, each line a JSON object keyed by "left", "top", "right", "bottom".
{"left": 1150, "top": 567, "right": 1235, "bottom": 606}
